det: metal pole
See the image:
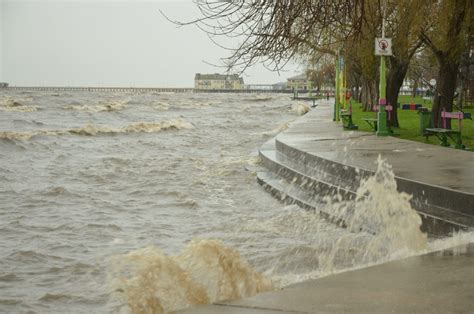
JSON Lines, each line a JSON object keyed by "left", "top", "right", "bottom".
{"left": 334, "top": 57, "right": 340, "bottom": 122}
{"left": 376, "top": 12, "right": 390, "bottom": 136}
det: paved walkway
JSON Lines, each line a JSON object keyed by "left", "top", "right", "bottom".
{"left": 178, "top": 100, "right": 474, "bottom": 313}
{"left": 280, "top": 100, "right": 474, "bottom": 194}
{"left": 179, "top": 243, "right": 473, "bottom": 313}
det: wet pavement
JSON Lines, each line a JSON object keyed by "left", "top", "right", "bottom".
{"left": 259, "top": 100, "right": 474, "bottom": 233}
{"left": 179, "top": 242, "right": 474, "bottom": 313}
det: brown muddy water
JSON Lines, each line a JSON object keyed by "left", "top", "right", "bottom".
{"left": 0, "top": 91, "right": 472, "bottom": 313}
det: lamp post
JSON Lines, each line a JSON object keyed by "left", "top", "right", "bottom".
{"left": 334, "top": 55, "right": 340, "bottom": 122}
{"left": 375, "top": 14, "right": 391, "bottom": 136}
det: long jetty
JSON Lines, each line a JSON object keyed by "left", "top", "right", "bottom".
{"left": 1, "top": 86, "right": 297, "bottom": 94}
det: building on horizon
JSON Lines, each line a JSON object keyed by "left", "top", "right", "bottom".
{"left": 0, "top": 82, "right": 8, "bottom": 88}
{"left": 287, "top": 73, "right": 309, "bottom": 91}
{"left": 194, "top": 73, "right": 244, "bottom": 90}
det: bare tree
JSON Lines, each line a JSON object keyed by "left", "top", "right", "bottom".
{"left": 420, "top": 0, "right": 473, "bottom": 127}
{"left": 163, "top": 1, "right": 364, "bottom": 74}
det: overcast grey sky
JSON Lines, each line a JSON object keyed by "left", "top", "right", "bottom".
{"left": 0, "top": 0, "right": 299, "bottom": 87}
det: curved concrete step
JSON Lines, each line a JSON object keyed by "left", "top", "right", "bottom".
{"left": 258, "top": 138, "right": 472, "bottom": 236}
{"left": 274, "top": 138, "right": 474, "bottom": 228}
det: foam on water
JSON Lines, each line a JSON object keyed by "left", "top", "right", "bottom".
{"left": 291, "top": 102, "right": 310, "bottom": 115}
{"left": 64, "top": 100, "right": 129, "bottom": 112}
{"left": 0, "top": 119, "right": 193, "bottom": 140}
{"left": 110, "top": 239, "right": 273, "bottom": 313}
{"left": 0, "top": 98, "right": 38, "bottom": 112}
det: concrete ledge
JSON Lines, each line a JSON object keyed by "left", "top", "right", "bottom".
{"left": 178, "top": 243, "right": 474, "bottom": 313}
{"left": 257, "top": 101, "right": 473, "bottom": 236}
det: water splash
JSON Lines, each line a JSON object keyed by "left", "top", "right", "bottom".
{"left": 347, "top": 156, "right": 427, "bottom": 251}
{"left": 291, "top": 102, "right": 310, "bottom": 115}
{"left": 110, "top": 239, "right": 273, "bottom": 313}
{"left": 319, "top": 156, "right": 428, "bottom": 271}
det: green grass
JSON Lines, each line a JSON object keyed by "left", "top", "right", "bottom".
{"left": 347, "top": 96, "right": 474, "bottom": 150}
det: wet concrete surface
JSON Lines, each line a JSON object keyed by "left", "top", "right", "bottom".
{"left": 179, "top": 243, "right": 474, "bottom": 313}
{"left": 277, "top": 101, "right": 474, "bottom": 194}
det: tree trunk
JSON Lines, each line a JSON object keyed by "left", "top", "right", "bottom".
{"left": 412, "top": 79, "right": 418, "bottom": 98}
{"left": 432, "top": 59, "right": 458, "bottom": 128}
{"left": 361, "top": 78, "right": 378, "bottom": 111}
{"left": 386, "top": 59, "right": 409, "bottom": 128}
{"left": 354, "top": 85, "right": 361, "bottom": 102}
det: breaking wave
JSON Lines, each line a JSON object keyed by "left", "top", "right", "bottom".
{"left": 152, "top": 102, "right": 170, "bottom": 111}
{"left": 110, "top": 239, "right": 273, "bottom": 313}
{"left": 110, "top": 157, "right": 433, "bottom": 313}
{"left": 249, "top": 95, "right": 273, "bottom": 102}
{"left": 261, "top": 122, "right": 291, "bottom": 136}
{"left": 64, "top": 100, "right": 128, "bottom": 112}
{"left": 0, "top": 98, "right": 38, "bottom": 112}
{"left": 291, "top": 102, "right": 310, "bottom": 115}
{"left": 0, "top": 119, "right": 193, "bottom": 140}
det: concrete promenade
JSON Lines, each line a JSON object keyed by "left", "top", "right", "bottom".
{"left": 179, "top": 243, "right": 473, "bottom": 313}
{"left": 180, "top": 99, "right": 473, "bottom": 313}
{"left": 257, "top": 100, "right": 474, "bottom": 235}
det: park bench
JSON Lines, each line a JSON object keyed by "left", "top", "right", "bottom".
{"left": 425, "top": 110, "right": 469, "bottom": 149}
{"left": 340, "top": 101, "right": 358, "bottom": 130}
{"left": 362, "top": 104, "right": 393, "bottom": 132}
{"left": 402, "top": 103, "right": 422, "bottom": 110}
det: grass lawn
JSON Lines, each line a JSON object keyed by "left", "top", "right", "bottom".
{"left": 347, "top": 95, "right": 474, "bottom": 150}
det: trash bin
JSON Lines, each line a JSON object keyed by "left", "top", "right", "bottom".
{"left": 418, "top": 108, "right": 433, "bottom": 136}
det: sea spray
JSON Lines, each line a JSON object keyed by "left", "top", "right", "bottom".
{"left": 291, "top": 102, "right": 310, "bottom": 115}
{"left": 111, "top": 246, "right": 208, "bottom": 314}
{"left": 111, "top": 239, "right": 273, "bottom": 313}
{"left": 318, "top": 156, "right": 428, "bottom": 271}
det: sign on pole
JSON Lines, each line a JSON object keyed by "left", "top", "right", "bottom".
{"left": 375, "top": 38, "right": 392, "bottom": 56}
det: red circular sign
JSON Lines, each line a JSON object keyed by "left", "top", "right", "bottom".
{"left": 379, "top": 40, "right": 389, "bottom": 50}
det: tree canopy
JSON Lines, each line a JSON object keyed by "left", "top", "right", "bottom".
{"left": 172, "top": 0, "right": 473, "bottom": 127}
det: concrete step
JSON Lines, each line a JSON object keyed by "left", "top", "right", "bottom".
{"left": 275, "top": 137, "right": 474, "bottom": 219}
{"left": 259, "top": 138, "right": 473, "bottom": 236}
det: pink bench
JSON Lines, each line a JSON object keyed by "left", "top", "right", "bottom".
{"left": 425, "top": 109, "right": 466, "bottom": 149}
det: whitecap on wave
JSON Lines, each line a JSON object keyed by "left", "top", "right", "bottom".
{"left": 0, "top": 119, "right": 193, "bottom": 140}
{"left": 63, "top": 100, "right": 128, "bottom": 112}
{"left": 0, "top": 98, "right": 38, "bottom": 112}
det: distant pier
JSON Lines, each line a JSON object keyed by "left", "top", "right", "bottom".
{"left": 1, "top": 86, "right": 300, "bottom": 94}
{"left": 2, "top": 86, "right": 194, "bottom": 93}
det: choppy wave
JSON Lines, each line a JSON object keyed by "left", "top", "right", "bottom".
{"left": 110, "top": 157, "right": 433, "bottom": 313}
{"left": 152, "top": 102, "right": 171, "bottom": 111}
{"left": 110, "top": 239, "right": 273, "bottom": 313}
{"left": 291, "top": 102, "right": 310, "bottom": 115}
{"left": 261, "top": 122, "right": 291, "bottom": 136}
{"left": 64, "top": 100, "right": 128, "bottom": 112}
{"left": 249, "top": 95, "right": 273, "bottom": 102}
{"left": 0, "top": 119, "right": 193, "bottom": 140}
{"left": 0, "top": 98, "right": 38, "bottom": 112}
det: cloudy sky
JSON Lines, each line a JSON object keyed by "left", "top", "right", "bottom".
{"left": 0, "top": 0, "right": 299, "bottom": 87}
